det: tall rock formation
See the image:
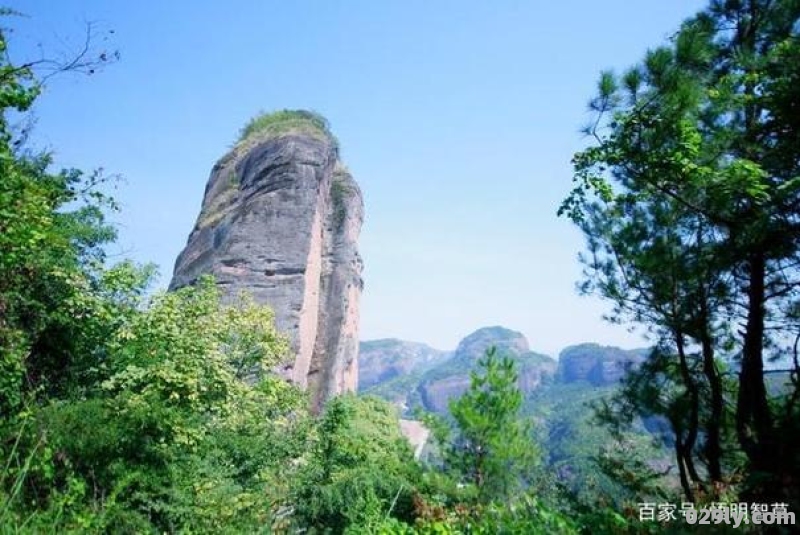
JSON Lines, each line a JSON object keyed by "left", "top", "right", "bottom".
{"left": 170, "top": 110, "right": 363, "bottom": 410}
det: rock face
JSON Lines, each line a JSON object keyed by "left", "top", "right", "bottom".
{"left": 453, "top": 326, "right": 531, "bottom": 358}
{"left": 557, "top": 343, "right": 646, "bottom": 386}
{"left": 398, "top": 419, "right": 430, "bottom": 460}
{"left": 358, "top": 339, "right": 450, "bottom": 391}
{"left": 417, "top": 327, "right": 556, "bottom": 413}
{"left": 170, "top": 111, "right": 363, "bottom": 410}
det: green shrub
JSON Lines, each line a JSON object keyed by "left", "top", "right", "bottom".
{"left": 236, "top": 109, "right": 336, "bottom": 145}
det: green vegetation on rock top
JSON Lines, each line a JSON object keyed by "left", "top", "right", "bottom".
{"left": 236, "top": 109, "right": 336, "bottom": 145}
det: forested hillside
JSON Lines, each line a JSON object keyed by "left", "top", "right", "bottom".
{"left": 359, "top": 332, "right": 675, "bottom": 519}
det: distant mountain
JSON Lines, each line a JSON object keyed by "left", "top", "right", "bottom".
{"left": 453, "top": 326, "right": 531, "bottom": 360}
{"left": 557, "top": 343, "right": 648, "bottom": 386}
{"left": 360, "top": 326, "right": 557, "bottom": 414}
{"left": 358, "top": 339, "right": 451, "bottom": 391}
{"left": 358, "top": 328, "right": 670, "bottom": 501}
{"left": 418, "top": 327, "right": 556, "bottom": 413}
{"left": 358, "top": 328, "right": 649, "bottom": 416}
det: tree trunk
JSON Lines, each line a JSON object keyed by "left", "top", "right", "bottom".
{"left": 675, "top": 332, "right": 702, "bottom": 485}
{"left": 699, "top": 326, "right": 723, "bottom": 483}
{"left": 675, "top": 441, "right": 695, "bottom": 502}
{"left": 737, "top": 251, "right": 776, "bottom": 496}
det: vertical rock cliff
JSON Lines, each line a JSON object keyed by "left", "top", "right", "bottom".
{"left": 170, "top": 111, "right": 363, "bottom": 410}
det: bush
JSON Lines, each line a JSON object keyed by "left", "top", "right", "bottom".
{"left": 236, "top": 109, "right": 336, "bottom": 145}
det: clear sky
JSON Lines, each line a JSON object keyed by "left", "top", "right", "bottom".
{"left": 7, "top": 0, "right": 708, "bottom": 355}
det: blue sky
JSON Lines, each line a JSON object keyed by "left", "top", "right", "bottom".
{"left": 8, "top": 0, "right": 707, "bottom": 355}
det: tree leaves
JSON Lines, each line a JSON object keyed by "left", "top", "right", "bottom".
{"left": 447, "top": 347, "right": 538, "bottom": 503}
{"left": 560, "top": 0, "right": 800, "bottom": 509}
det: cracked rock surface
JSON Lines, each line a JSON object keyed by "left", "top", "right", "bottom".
{"left": 171, "top": 130, "right": 363, "bottom": 411}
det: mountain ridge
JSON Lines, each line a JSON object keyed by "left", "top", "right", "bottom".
{"left": 359, "top": 326, "right": 648, "bottom": 415}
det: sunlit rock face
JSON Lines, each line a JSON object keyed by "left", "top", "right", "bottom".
{"left": 170, "top": 112, "right": 363, "bottom": 411}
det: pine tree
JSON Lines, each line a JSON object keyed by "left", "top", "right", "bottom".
{"left": 561, "top": 0, "right": 800, "bottom": 506}
{"left": 448, "top": 347, "right": 537, "bottom": 502}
